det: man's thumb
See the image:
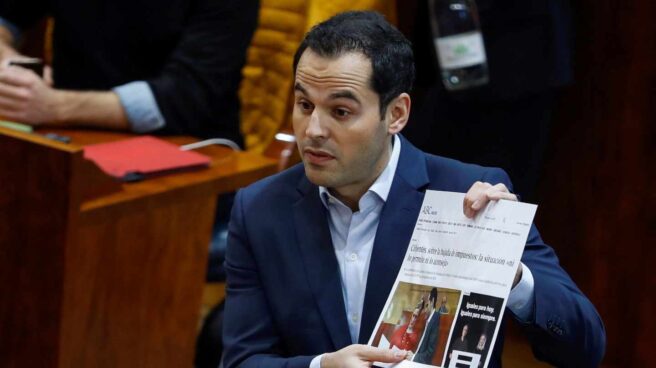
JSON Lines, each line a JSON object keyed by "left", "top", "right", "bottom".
{"left": 360, "top": 346, "right": 406, "bottom": 362}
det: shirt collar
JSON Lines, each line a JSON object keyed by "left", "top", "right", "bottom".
{"left": 319, "top": 134, "right": 401, "bottom": 208}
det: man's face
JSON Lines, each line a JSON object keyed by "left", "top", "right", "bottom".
{"left": 462, "top": 325, "right": 469, "bottom": 337}
{"left": 409, "top": 308, "right": 420, "bottom": 328}
{"left": 293, "top": 50, "right": 399, "bottom": 202}
{"left": 478, "top": 334, "right": 487, "bottom": 347}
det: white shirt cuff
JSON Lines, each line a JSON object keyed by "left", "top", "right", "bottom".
{"left": 112, "top": 81, "right": 166, "bottom": 133}
{"left": 507, "top": 262, "right": 535, "bottom": 322}
{"left": 309, "top": 354, "right": 324, "bottom": 368}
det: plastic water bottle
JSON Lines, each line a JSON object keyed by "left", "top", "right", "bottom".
{"left": 429, "top": 0, "right": 489, "bottom": 90}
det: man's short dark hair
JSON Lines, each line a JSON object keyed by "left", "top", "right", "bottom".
{"left": 429, "top": 287, "right": 438, "bottom": 308}
{"left": 293, "top": 11, "right": 415, "bottom": 117}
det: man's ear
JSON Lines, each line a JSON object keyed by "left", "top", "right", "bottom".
{"left": 386, "top": 93, "right": 411, "bottom": 135}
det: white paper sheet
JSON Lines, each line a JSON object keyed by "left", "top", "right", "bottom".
{"left": 368, "top": 190, "right": 536, "bottom": 368}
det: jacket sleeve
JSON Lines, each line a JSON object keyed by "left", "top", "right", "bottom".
{"left": 482, "top": 168, "right": 606, "bottom": 367}
{"left": 223, "top": 189, "right": 317, "bottom": 368}
{"left": 147, "top": 0, "right": 259, "bottom": 141}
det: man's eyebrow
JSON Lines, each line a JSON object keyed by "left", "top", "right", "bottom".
{"left": 329, "top": 90, "right": 361, "bottom": 104}
{"left": 294, "top": 83, "right": 307, "bottom": 94}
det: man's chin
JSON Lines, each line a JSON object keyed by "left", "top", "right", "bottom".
{"left": 303, "top": 165, "right": 337, "bottom": 188}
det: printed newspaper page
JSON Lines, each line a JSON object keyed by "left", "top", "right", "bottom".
{"left": 368, "top": 190, "right": 536, "bottom": 368}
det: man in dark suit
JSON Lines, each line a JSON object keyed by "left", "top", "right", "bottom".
{"left": 0, "top": 0, "right": 257, "bottom": 144}
{"left": 223, "top": 11, "right": 605, "bottom": 368}
{"left": 413, "top": 288, "right": 449, "bottom": 364}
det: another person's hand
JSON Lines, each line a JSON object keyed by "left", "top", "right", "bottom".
{"left": 0, "top": 65, "right": 61, "bottom": 125}
{"left": 321, "top": 344, "right": 407, "bottom": 368}
{"left": 1, "top": 56, "right": 53, "bottom": 86}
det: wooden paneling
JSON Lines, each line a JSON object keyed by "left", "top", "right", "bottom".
{"left": 536, "top": 1, "right": 656, "bottom": 367}
{"left": 0, "top": 128, "right": 277, "bottom": 367}
{"left": 59, "top": 194, "right": 216, "bottom": 367}
{"left": 0, "top": 129, "right": 77, "bottom": 367}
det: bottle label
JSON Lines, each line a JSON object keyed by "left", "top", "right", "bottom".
{"left": 435, "top": 31, "right": 487, "bottom": 69}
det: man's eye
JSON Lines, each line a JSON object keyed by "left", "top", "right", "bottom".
{"left": 334, "top": 108, "right": 350, "bottom": 118}
{"left": 298, "top": 101, "right": 313, "bottom": 112}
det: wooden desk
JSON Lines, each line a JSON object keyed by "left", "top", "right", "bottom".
{"left": 0, "top": 128, "right": 277, "bottom": 368}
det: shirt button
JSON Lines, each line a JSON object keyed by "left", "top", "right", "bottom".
{"left": 348, "top": 253, "right": 358, "bottom": 262}
{"left": 351, "top": 314, "right": 359, "bottom": 322}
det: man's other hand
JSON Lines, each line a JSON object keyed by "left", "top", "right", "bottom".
{"left": 0, "top": 65, "right": 61, "bottom": 125}
{"left": 322, "top": 345, "right": 407, "bottom": 368}
{"left": 463, "top": 181, "right": 517, "bottom": 218}
{"left": 463, "top": 181, "right": 523, "bottom": 286}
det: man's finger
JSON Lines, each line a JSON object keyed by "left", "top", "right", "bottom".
{"left": 0, "top": 108, "right": 22, "bottom": 123}
{"left": 463, "top": 181, "right": 518, "bottom": 218}
{"left": 490, "top": 182, "right": 509, "bottom": 192}
{"left": 356, "top": 345, "right": 406, "bottom": 362}
{"left": 485, "top": 183, "right": 517, "bottom": 201}
{"left": 0, "top": 81, "right": 29, "bottom": 100}
{"left": 463, "top": 181, "right": 490, "bottom": 217}
{"left": 0, "top": 67, "right": 35, "bottom": 87}
{"left": 44, "top": 66, "right": 53, "bottom": 86}
{"left": 487, "top": 191, "right": 517, "bottom": 201}
{"left": 0, "top": 95, "right": 24, "bottom": 112}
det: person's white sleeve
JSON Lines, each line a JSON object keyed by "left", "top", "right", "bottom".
{"left": 507, "top": 262, "right": 535, "bottom": 322}
{"left": 112, "top": 81, "right": 166, "bottom": 133}
{"left": 309, "top": 354, "right": 324, "bottom": 368}
{"left": 0, "top": 16, "right": 21, "bottom": 43}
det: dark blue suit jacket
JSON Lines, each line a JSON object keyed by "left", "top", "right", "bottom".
{"left": 223, "top": 136, "right": 605, "bottom": 368}
{"left": 413, "top": 307, "right": 446, "bottom": 364}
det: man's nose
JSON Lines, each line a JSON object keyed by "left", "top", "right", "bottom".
{"left": 305, "top": 109, "right": 327, "bottom": 139}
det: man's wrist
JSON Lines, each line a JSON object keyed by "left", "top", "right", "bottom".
{"left": 47, "top": 89, "right": 129, "bottom": 130}
{"left": 51, "top": 89, "right": 72, "bottom": 125}
{"left": 508, "top": 263, "right": 535, "bottom": 322}
{"left": 52, "top": 90, "right": 96, "bottom": 126}
{"left": 50, "top": 90, "right": 90, "bottom": 127}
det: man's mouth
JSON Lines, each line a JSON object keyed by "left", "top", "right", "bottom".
{"left": 303, "top": 148, "right": 335, "bottom": 165}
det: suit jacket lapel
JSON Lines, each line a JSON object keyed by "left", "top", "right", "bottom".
{"left": 359, "top": 136, "right": 430, "bottom": 343}
{"left": 293, "top": 177, "right": 352, "bottom": 349}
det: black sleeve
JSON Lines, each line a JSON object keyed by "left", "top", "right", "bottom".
{"left": 0, "top": 0, "right": 49, "bottom": 30}
{"left": 148, "top": 0, "right": 259, "bottom": 143}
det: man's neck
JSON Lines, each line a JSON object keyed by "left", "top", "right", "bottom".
{"left": 329, "top": 186, "right": 368, "bottom": 212}
{"left": 328, "top": 137, "right": 394, "bottom": 211}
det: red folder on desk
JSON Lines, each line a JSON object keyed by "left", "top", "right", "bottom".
{"left": 83, "top": 136, "right": 211, "bottom": 181}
